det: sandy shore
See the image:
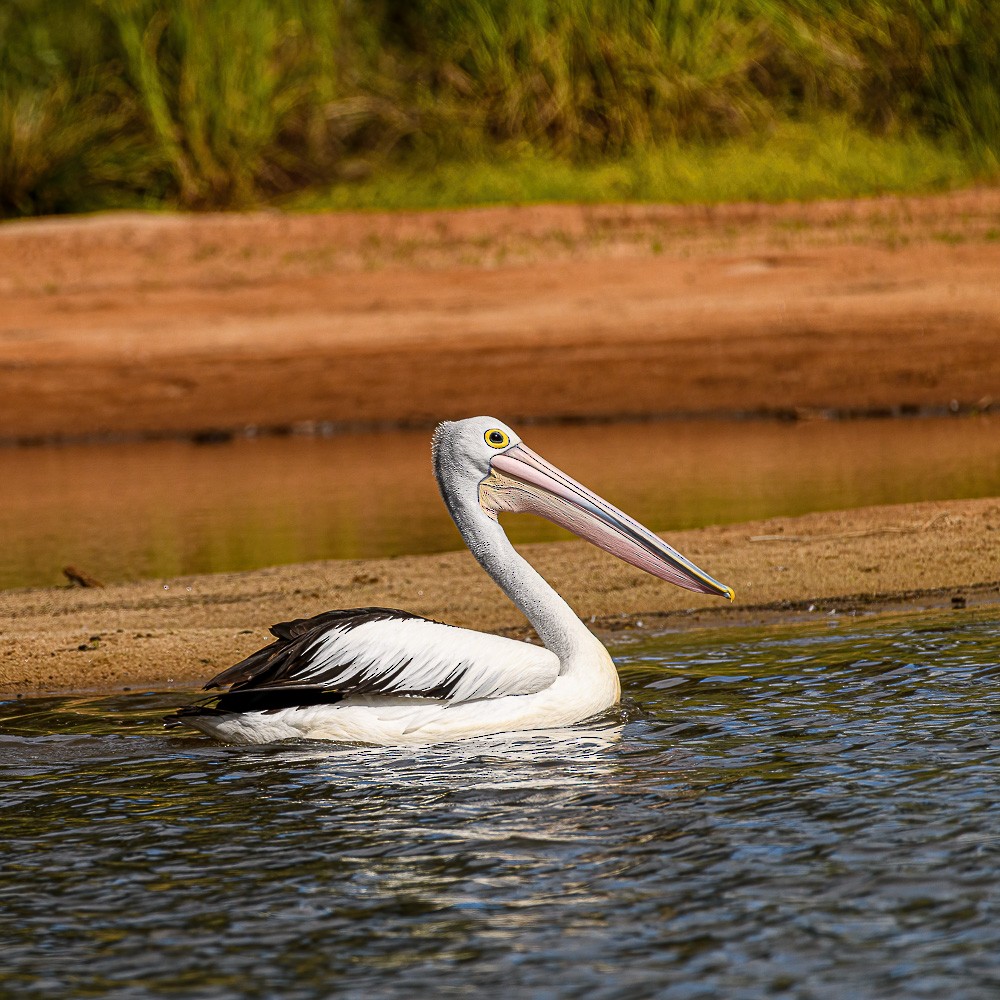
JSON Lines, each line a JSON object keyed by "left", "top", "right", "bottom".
{"left": 2, "top": 496, "right": 997, "bottom": 695}
{"left": 1, "top": 190, "right": 999, "bottom": 442}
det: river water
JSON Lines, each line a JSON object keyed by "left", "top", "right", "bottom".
{"left": 3, "top": 608, "right": 998, "bottom": 998}
{"left": 1, "top": 414, "right": 998, "bottom": 589}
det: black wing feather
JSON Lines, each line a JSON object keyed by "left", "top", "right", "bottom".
{"left": 267, "top": 607, "right": 426, "bottom": 642}
{"left": 165, "top": 607, "right": 436, "bottom": 724}
{"left": 205, "top": 607, "right": 430, "bottom": 692}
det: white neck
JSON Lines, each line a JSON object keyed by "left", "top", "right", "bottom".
{"left": 441, "top": 477, "right": 598, "bottom": 665}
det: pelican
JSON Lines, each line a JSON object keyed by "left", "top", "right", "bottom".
{"left": 168, "top": 417, "right": 733, "bottom": 745}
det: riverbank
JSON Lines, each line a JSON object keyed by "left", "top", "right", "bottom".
{"left": 2, "top": 496, "right": 997, "bottom": 695}
{"left": 2, "top": 189, "right": 999, "bottom": 442}
{"left": 2, "top": 192, "right": 998, "bottom": 694}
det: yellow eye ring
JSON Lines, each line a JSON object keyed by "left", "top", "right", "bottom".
{"left": 484, "top": 428, "right": 509, "bottom": 449}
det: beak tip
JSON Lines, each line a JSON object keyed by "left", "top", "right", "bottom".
{"left": 723, "top": 586, "right": 735, "bottom": 603}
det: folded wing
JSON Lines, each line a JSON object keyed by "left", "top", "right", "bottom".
{"left": 201, "top": 607, "right": 560, "bottom": 711}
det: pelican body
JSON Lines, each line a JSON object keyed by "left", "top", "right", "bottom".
{"left": 168, "top": 417, "right": 733, "bottom": 745}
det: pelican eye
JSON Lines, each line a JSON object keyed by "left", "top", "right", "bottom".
{"left": 485, "top": 429, "right": 509, "bottom": 449}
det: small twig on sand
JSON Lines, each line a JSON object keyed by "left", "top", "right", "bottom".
{"left": 63, "top": 565, "right": 105, "bottom": 588}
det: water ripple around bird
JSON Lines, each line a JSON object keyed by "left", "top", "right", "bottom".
{"left": 2, "top": 607, "right": 999, "bottom": 998}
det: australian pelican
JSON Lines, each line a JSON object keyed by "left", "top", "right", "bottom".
{"left": 168, "top": 417, "right": 733, "bottom": 745}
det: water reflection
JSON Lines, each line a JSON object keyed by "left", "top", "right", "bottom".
{"left": 1, "top": 414, "right": 998, "bottom": 589}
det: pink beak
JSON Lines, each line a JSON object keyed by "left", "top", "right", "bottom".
{"left": 485, "top": 443, "right": 734, "bottom": 601}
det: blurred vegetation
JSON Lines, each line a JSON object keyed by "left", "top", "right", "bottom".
{"left": 293, "top": 119, "right": 979, "bottom": 210}
{"left": 1, "top": 0, "right": 998, "bottom": 217}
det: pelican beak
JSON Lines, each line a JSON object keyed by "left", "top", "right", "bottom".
{"left": 483, "top": 443, "right": 734, "bottom": 601}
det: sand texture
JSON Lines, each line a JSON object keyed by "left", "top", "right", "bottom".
{"left": 2, "top": 497, "right": 997, "bottom": 694}
{"left": 1, "top": 191, "right": 998, "bottom": 443}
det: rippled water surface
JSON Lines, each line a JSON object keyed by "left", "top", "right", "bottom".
{"left": 2, "top": 608, "right": 999, "bottom": 998}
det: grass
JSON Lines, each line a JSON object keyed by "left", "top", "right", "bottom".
{"left": 290, "top": 119, "right": 982, "bottom": 212}
{"left": 1, "top": 1, "right": 998, "bottom": 217}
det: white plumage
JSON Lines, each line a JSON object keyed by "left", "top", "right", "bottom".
{"left": 168, "top": 416, "right": 733, "bottom": 745}
{"left": 293, "top": 617, "right": 560, "bottom": 700}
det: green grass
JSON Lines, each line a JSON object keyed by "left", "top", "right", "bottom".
{"left": 290, "top": 119, "right": 981, "bottom": 211}
{"left": 1, "top": 1, "right": 998, "bottom": 217}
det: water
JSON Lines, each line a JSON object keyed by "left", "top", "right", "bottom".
{"left": 2, "top": 608, "right": 998, "bottom": 998}
{"left": 1, "top": 414, "right": 998, "bottom": 590}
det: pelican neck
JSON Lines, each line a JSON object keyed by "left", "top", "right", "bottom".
{"left": 443, "top": 478, "right": 597, "bottom": 664}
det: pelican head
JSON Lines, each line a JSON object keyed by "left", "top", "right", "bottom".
{"left": 432, "top": 416, "right": 734, "bottom": 601}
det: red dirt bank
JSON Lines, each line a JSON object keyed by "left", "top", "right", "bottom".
{"left": 1, "top": 190, "right": 998, "bottom": 441}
